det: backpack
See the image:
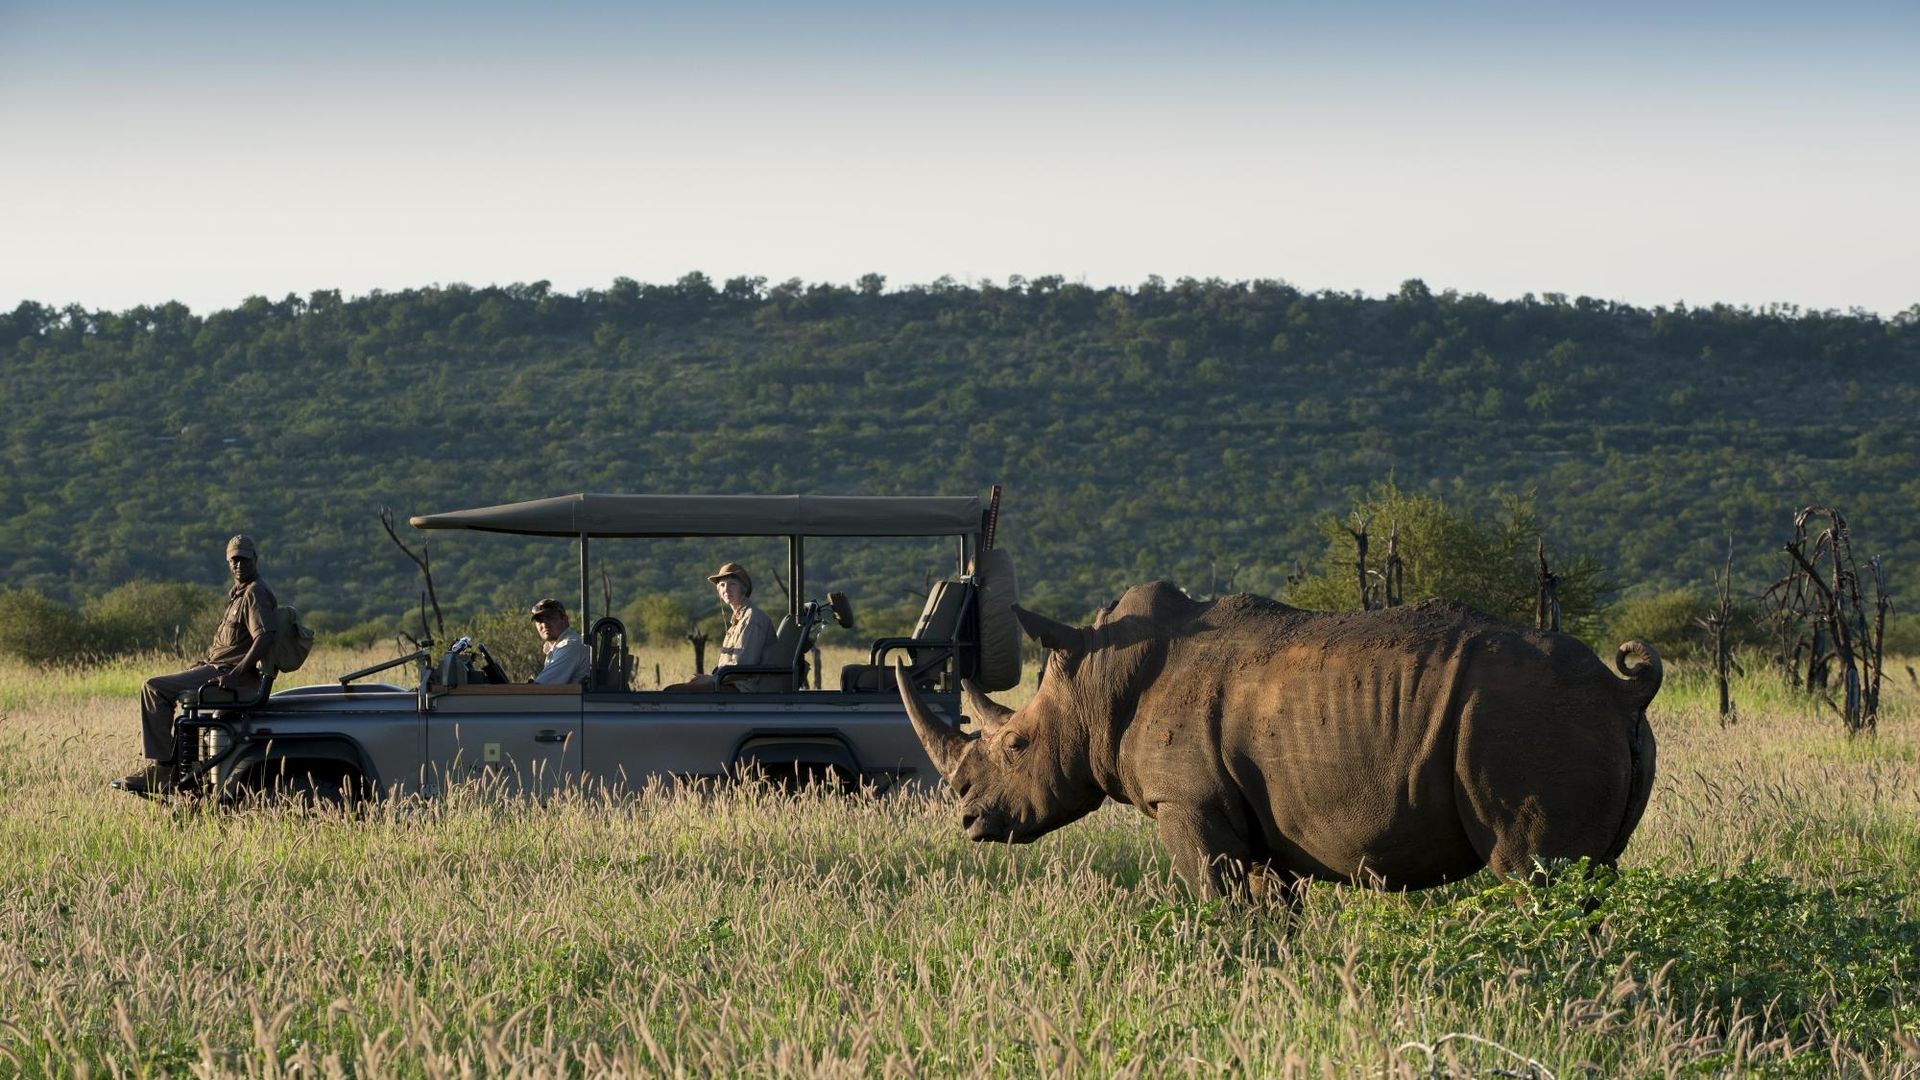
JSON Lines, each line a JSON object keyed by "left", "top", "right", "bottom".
{"left": 271, "top": 604, "right": 315, "bottom": 672}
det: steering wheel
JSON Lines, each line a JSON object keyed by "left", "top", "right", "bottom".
{"left": 474, "top": 643, "right": 511, "bottom": 684}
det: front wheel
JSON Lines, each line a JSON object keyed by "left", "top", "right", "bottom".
{"left": 241, "top": 763, "right": 365, "bottom": 810}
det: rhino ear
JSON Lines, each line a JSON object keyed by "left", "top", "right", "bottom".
{"left": 961, "top": 678, "right": 1014, "bottom": 735}
{"left": 1012, "top": 605, "right": 1083, "bottom": 653}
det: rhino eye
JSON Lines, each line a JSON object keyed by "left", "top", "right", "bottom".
{"left": 1005, "top": 732, "right": 1030, "bottom": 755}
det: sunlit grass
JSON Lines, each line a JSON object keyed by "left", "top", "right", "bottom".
{"left": 1, "top": 649, "right": 1916, "bottom": 1076}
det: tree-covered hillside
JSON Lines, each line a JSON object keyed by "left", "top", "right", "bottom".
{"left": 4, "top": 274, "right": 1915, "bottom": 635}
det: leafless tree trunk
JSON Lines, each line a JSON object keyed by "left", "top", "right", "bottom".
{"left": 1344, "top": 513, "right": 1376, "bottom": 610}
{"left": 1694, "top": 538, "right": 1737, "bottom": 726}
{"left": 1534, "top": 539, "right": 1561, "bottom": 633}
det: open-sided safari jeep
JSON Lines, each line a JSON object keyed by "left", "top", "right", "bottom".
{"left": 171, "top": 492, "right": 1020, "bottom": 803}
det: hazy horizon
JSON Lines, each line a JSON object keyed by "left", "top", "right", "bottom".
{"left": 4, "top": 1, "right": 1916, "bottom": 318}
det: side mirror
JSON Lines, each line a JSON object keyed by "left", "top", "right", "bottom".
{"left": 826, "top": 591, "right": 855, "bottom": 630}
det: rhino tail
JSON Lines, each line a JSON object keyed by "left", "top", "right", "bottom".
{"left": 1613, "top": 640, "right": 1663, "bottom": 711}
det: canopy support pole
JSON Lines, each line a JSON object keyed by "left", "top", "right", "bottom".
{"left": 579, "top": 533, "right": 590, "bottom": 628}
{"left": 787, "top": 535, "right": 804, "bottom": 622}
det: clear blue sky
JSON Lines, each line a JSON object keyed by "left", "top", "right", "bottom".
{"left": 2, "top": 1, "right": 1915, "bottom": 315}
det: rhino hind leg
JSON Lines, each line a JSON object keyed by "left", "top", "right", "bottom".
{"left": 1453, "top": 703, "right": 1641, "bottom": 881}
{"left": 1598, "top": 713, "right": 1658, "bottom": 867}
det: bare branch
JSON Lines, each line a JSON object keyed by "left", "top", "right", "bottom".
{"left": 380, "top": 505, "right": 443, "bottom": 639}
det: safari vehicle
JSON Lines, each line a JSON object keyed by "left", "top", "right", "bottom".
{"left": 171, "top": 491, "right": 1021, "bottom": 803}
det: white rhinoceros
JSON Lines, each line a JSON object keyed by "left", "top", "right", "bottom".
{"left": 898, "top": 582, "right": 1659, "bottom": 899}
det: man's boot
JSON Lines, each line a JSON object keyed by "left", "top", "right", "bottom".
{"left": 111, "top": 762, "right": 176, "bottom": 798}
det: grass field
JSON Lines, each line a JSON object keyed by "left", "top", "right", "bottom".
{"left": 2, "top": 642, "right": 1918, "bottom": 1078}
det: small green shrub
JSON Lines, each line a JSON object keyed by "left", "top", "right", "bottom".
{"left": 80, "top": 581, "right": 220, "bottom": 658}
{"left": 1879, "top": 612, "right": 1920, "bottom": 657}
{"left": 1605, "top": 590, "right": 1770, "bottom": 660}
{"left": 1605, "top": 588, "right": 1708, "bottom": 659}
{"left": 0, "top": 588, "right": 89, "bottom": 664}
{"left": 618, "top": 593, "right": 696, "bottom": 645}
{"left": 452, "top": 608, "right": 546, "bottom": 681}
{"left": 1284, "top": 479, "right": 1610, "bottom": 636}
{"left": 326, "top": 617, "right": 401, "bottom": 650}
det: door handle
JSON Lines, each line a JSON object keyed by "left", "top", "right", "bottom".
{"left": 534, "top": 729, "right": 569, "bottom": 744}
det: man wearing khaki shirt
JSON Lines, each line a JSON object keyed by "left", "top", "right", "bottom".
{"left": 116, "top": 533, "right": 277, "bottom": 795}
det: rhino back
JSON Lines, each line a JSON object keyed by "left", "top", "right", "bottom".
{"left": 1119, "top": 597, "right": 1628, "bottom": 886}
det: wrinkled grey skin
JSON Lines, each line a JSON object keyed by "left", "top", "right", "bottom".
{"left": 898, "top": 582, "right": 1660, "bottom": 901}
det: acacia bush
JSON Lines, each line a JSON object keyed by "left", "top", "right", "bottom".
{"left": 618, "top": 593, "right": 695, "bottom": 645}
{"left": 1284, "top": 478, "right": 1610, "bottom": 638}
{"left": 0, "top": 583, "right": 222, "bottom": 664}
{"left": 451, "top": 608, "right": 547, "bottom": 680}
{"left": 80, "top": 581, "right": 220, "bottom": 659}
{"left": 0, "top": 588, "right": 88, "bottom": 664}
{"left": 1603, "top": 588, "right": 1771, "bottom": 660}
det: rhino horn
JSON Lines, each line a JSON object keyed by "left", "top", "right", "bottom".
{"left": 894, "top": 658, "right": 966, "bottom": 778}
{"left": 1012, "top": 605, "right": 1083, "bottom": 652}
{"left": 961, "top": 678, "right": 1014, "bottom": 734}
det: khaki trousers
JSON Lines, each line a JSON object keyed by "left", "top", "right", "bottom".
{"left": 140, "top": 664, "right": 257, "bottom": 761}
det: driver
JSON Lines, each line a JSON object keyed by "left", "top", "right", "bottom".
{"left": 528, "top": 598, "right": 591, "bottom": 685}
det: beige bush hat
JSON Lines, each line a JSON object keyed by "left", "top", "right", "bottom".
{"left": 707, "top": 562, "right": 753, "bottom": 596}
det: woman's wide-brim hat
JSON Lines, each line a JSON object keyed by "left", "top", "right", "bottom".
{"left": 706, "top": 562, "right": 752, "bottom": 596}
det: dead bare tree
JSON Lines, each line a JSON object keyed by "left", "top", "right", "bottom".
{"left": 1694, "top": 537, "right": 1737, "bottom": 727}
{"left": 1534, "top": 539, "right": 1561, "bottom": 633}
{"left": 1762, "top": 506, "right": 1889, "bottom": 735}
{"left": 1342, "top": 514, "right": 1405, "bottom": 612}
{"left": 1344, "top": 513, "right": 1376, "bottom": 610}
{"left": 380, "top": 505, "right": 443, "bottom": 645}
{"left": 1381, "top": 522, "right": 1404, "bottom": 608}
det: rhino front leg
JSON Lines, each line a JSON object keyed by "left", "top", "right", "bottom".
{"left": 1153, "top": 803, "right": 1281, "bottom": 902}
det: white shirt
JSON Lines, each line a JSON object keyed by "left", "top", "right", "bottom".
{"left": 534, "top": 628, "right": 591, "bottom": 685}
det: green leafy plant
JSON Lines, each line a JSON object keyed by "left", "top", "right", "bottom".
{"left": 1285, "top": 479, "right": 1611, "bottom": 636}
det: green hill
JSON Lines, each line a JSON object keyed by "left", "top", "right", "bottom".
{"left": 4, "top": 274, "right": 1915, "bottom": 636}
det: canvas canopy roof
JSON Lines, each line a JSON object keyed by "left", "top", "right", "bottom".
{"left": 409, "top": 493, "right": 984, "bottom": 539}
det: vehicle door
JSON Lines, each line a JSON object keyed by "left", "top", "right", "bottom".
{"left": 424, "top": 685, "right": 582, "bottom": 795}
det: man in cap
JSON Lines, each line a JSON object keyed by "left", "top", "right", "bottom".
{"left": 528, "top": 597, "right": 591, "bottom": 686}
{"left": 672, "top": 562, "right": 775, "bottom": 691}
{"left": 117, "top": 533, "right": 277, "bottom": 795}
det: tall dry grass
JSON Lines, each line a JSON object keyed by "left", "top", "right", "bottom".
{"left": 1, "top": 645, "right": 1916, "bottom": 1077}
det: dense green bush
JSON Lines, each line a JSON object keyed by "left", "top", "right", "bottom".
{"left": 326, "top": 617, "right": 402, "bottom": 650}
{"left": 1605, "top": 588, "right": 1709, "bottom": 659}
{"left": 1881, "top": 613, "right": 1920, "bottom": 657}
{"left": 79, "top": 581, "right": 220, "bottom": 658}
{"left": 1284, "top": 479, "right": 1610, "bottom": 638}
{"left": 0, "top": 588, "right": 89, "bottom": 664}
{"left": 451, "top": 608, "right": 546, "bottom": 681}
{"left": 618, "top": 593, "right": 695, "bottom": 645}
{"left": 1604, "top": 588, "right": 1771, "bottom": 660}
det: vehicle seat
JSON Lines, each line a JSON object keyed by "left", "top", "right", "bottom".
{"left": 841, "top": 578, "right": 975, "bottom": 693}
{"left": 715, "top": 614, "right": 812, "bottom": 692}
{"left": 182, "top": 665, "right": 277, "bottom": 713}
{"left": 589, "top": 617, "right": 633, "bottom": 691}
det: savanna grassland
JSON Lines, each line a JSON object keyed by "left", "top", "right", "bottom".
{"left": 3, "top": 644, "right": 1919, "bottom": 1078}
